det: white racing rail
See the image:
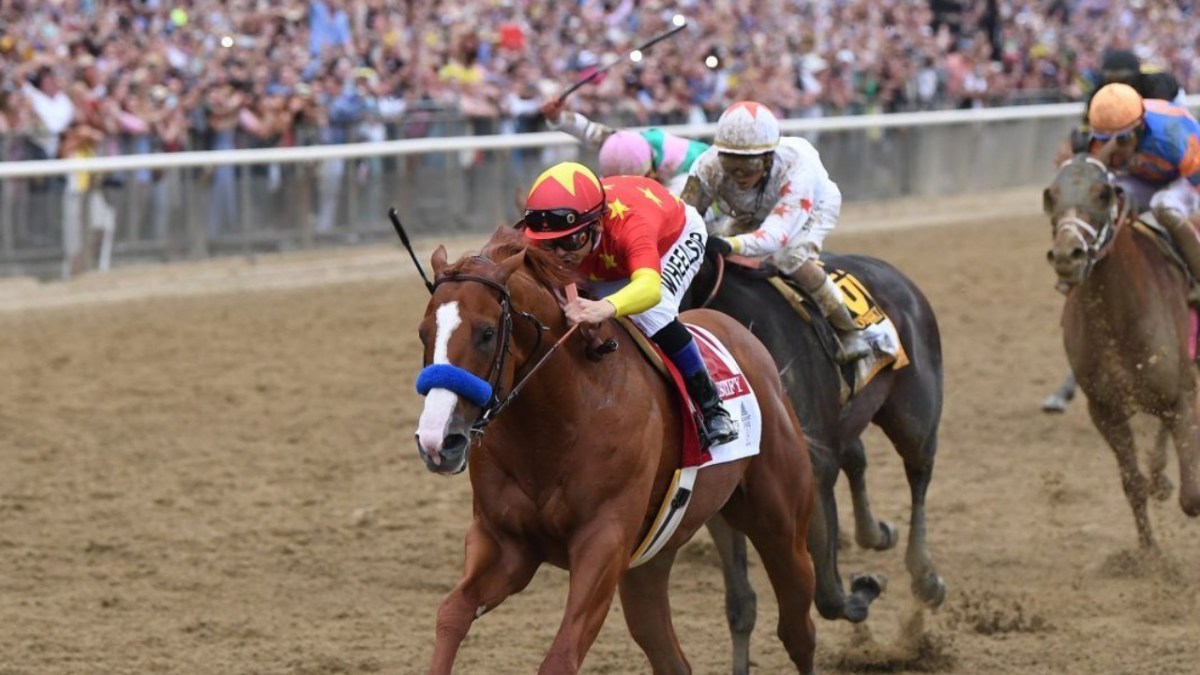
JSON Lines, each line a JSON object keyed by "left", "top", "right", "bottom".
{"left": 6, "top": 98, "right": 1197, "bottom": 180}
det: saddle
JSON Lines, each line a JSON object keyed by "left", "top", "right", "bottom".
{"left": 723, "top": 256, "right": 856, "bottom": 399}
{"left": 1130, "top": 213, "right": 1200, "bottom": 304}
{"left": 720, "top": 255, "right": 909, "bottom": 402}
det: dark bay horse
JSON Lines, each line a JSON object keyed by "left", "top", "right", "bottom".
{"left": 682, "top": 251, "right": 946, "bottom": 631}
{"left": 1045, "top": 154, "right": 1200, "bottom": 549}
{"left": 412, "top": 227, "right": 818, "bottom": 674}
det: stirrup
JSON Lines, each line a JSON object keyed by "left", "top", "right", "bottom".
{"left": 703, "top": 414, "right": 739, "bottom": 447}
{"left": 835, "top": 332, "right": 872, "bottom": 364}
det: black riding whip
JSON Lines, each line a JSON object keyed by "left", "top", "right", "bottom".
{"left": 388, "top": 207, "right": 435, "bottom": 294}
{"left": 556, "top": 15, "right": 688, "bottom": 104}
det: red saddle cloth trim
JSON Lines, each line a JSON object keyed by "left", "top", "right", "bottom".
{"left": 641, "top": 326, "right": 747, "bottom": 469}
{"left": 1191, "top": 308, "right": 1198, "bottom": 362}
{"left": 643, "top": 338, "right": 711, "bottom": 469}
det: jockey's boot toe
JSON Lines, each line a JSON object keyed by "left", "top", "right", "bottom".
{"left": 704, "top": 407, "right": 739, "bottom": 447}
{"left": 835, "top": 330, "right": 873, "bottom": 364}
{"left": 683, "top": 370, "right": 740, "bottom": 447}
{"left": 1187, "top": 284, "right": 1200, "bottom": 305}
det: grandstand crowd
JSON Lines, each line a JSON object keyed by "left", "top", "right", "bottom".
{"left": 0, "top": 0, "right": 1196, "bottom": 162}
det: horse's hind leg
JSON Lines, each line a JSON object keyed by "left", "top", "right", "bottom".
{"left": 619, "top": 550, "right": 691, "bottom": 675}
{"left": 876, "top": 398, "right": 946, "bottom": 609}
{"left": 728, "top": 493, "right": 816, "bottom": 675}
{"left": 1088, "top": 400, "right": 1155, "bottom": 548}
{"left": 842, "top": 436, "right": 899, "bottom": 551}
{"left": 1165, "top": 394, "right": 1200, "bottom": 517}
{"left": 705, "top": 516, "right": 756, "bottom": 675}
{"left": 898, "top": 434, "right": 946, "bottom": 609}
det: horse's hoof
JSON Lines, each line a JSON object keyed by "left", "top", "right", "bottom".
{"left": 849, "top": 572, "right": 888, "bottom": 600}
{"left": 872, "top": 521, "right": 900, "bottom": 551}
{"left": 842, "top": 594, "right": 870, "bottom": 623}
{"left": 1151, "top": 474, "right": 1174, "bottom": 502}
{"left": 1041, "top": 395, "right": 1069, "bottom": 414}
{"left": 913, "top": 572, "right": 947, "bottom": 609}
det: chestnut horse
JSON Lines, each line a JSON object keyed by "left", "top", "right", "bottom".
{"left": 412, "top": 227, "right": 817, "bottom": 674}
{"left": 1045, "top": 154, "right": 1200, "bottom": 549}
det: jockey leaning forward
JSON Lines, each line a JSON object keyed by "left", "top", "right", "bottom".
{"left": 1088, "top": 83, "right": 1200, "bottom": 291}
{"left": 520, "top": 161, "right": 738, "bottom": 448}
{"left": 540, "top": 99, "right": 708, "bottom": 193}
{"left": 680, "top": 100, "right": 871, "bottom": 364}
{"left": 1057, "top": 49, "right": 1185, "bottom": 164}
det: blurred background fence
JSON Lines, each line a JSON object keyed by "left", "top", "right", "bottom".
{"left": 2, "top": 98, "right": 1197, "bottom": 279}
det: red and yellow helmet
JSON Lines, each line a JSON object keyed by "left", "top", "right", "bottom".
{"left": 523, "top": 162, "right": 606, "bottom": 240}
{"left": 1088, "top": 83, "right": 1144, "bottom": 139}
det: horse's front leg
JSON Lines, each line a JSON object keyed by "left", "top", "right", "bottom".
{"left": 539, "top": 521, "right": 630, "bottom": 675}
{"left": 807, "top": 461, "right": 883, "bottom": 622}
{"left": 1149, "top": 422, "right": 1174, "bottom": 501}
{"left": 1041, "top": 370, "right": 1077, "bottom": 413}
{"left": 841, "top": 437, "right": 899, "bottom": 552}
{"left": 428, "top": 520, "right": 540, "bottom": 675}
{"left": 1087, "top": 399, "right": 1154, "bottom": 548}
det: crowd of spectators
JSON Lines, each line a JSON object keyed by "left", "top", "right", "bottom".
{"left": 0, "top": 0, "right": 1197, "bottom": 166}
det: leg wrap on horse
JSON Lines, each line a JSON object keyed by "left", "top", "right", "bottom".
{"left": 651, "top": 320, "right": 739, "bottom": 447}
{"left": 791, "top": 262, "right": 872, "bottom": 364}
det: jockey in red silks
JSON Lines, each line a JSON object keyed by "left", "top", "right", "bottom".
{"left": 540, "top": 99, "right": 709, "bottom": 193}
{"left": 521, "top": 161, "right": 738, "bottom": 447}
{"left": 681, "top": 100, "right": 870, "bottom": 364}
{"left": 1089, "top": 82, "right": 1200, "bottom": 291}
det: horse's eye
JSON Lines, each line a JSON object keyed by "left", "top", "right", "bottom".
{"left": 482, "top": 326, "right": 496, "bottom": 343}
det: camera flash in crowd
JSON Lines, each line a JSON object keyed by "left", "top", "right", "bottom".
{"left": 705, "top": 55, "right": 719, "bottom": 69}
{"left": 220, "top": 35, "right": 234, "bottom": 49}
{"left": 671, "top": 14, "right": 686, "bottom": 27}
{"left": 630, "top": 49, "right": 643, "bottom": 63}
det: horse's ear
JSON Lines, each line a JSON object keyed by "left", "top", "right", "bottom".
{"left": 496, "top": 249, "right": 526, "bottom": 282}
{"left": 1043, "top": 186, "right": 1059, "bottom": 216}
{"left": 1090, "top": 182, "right": 1115, "bottom": 210}
{"left": 430, "top": 245, "right": 449, "bottom": 277}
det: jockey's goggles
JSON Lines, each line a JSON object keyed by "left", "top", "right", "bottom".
{"left": 535, "top": 224, "right": 596, "bottom": 252}
{"left": 522, "top": 206, "right": 604, "bottom": 240}
{"left": 1090, "top": 125, "right": 1138, "bottom": 142}
{"left": 718, "top": 152, "right": 769, "bottom": 180}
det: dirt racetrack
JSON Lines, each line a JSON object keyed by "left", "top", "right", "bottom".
{"left": 2, "top": 187, "right": 1198, "bottom": 674}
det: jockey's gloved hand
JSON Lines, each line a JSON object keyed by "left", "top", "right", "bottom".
{"left": 706, "top": 236, "right": 734, "bottom": 257}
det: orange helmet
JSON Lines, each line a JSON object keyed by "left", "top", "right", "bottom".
{"left": 1088, "top": 83, "right": 1144, "bottom": 139}
{"left": 523, "top": 162, "right": 606, "bottom": 240}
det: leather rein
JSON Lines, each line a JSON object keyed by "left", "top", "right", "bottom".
{"left": 431, "top": 264, "right": 580, "bottom": 435}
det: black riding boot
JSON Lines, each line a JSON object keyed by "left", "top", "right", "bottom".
{"left": 684, "top": 370, "right": 739, "bottom": 448}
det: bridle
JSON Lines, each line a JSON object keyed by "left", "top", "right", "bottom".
{"left": 1050, "top": 156, "right": 1127, "bottom": 279}
{"left": 421, "top": 258, "right": 581, "bottom": 436}
{"left": 389, "top": 210, "right": 581, "bottom": 438}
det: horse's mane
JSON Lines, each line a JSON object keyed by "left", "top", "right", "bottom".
{"left": 475, "top": 226, "right": 578, "bottom": 289}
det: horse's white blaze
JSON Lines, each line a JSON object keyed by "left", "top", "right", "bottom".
{"left": 432, "top": 302, "right": 461, "bottom": 365}
{"left": 417, "top": 302, "right": 463, "bottom": 459}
